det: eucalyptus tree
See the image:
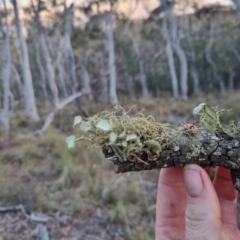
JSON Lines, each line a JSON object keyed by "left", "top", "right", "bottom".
{"left": 11, "top": 0, "right": 39, "bottom": 121}
{"left": 0, "top": 0, "right": 11, "bottom": 131}
{"left": 81, "top": 0, "right": 119, "bottom": 105}
{"left": 31, "top": 0, "right": 60, "bottom": 108}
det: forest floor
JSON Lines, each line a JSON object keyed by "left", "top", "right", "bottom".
{"left": 0, "top": 94, "right": 240, "bottom": 240}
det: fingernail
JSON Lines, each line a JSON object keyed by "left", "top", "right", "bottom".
{"left": 184, "top": 166, "right": 203, "bottom": 197}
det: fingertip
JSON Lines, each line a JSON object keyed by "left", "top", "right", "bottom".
{"left": 184, "top": 165, "right": 221, "bottom": 238}
{"left": 183, "top": 165, "right": 204, "bottom": 197}
{"left": 183, "top": 164, "right": 218, "bottom": 201}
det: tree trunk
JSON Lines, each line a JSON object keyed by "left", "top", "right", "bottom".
{"left": 160, "top": 12, "right": 179, "bottom": 98}
{"left": 32, "top": 2, "right": 59, "bottom": 108}
{"left": 125, "top": 23, "right": 149, "bottom": 99}
{"left": 56, "top": 54, "right": 68, "bottom": 98}
{"left": 0, "top": 0, "right": 11, "bottom": 131}
{"left": 102, "top": 13, "right": 118, "bottom": 105}
{"left": 99, "top": 58, "right": 108, "bottom": 104}
{"left": 12, "top": 0, "right": 39, "bottom": 121}
{"left": 183, "top": 13, "right": 201, "bottom": 96}
{"left": 39, "top": 33, "right": 59, "bottom": 107}
{"left": 63, "top": 3, "right": 85, "bottom": 115}
{"left": 190, "top": 64, "right": 201, "bottom": 96}
{"left": 79, "top": 62, "right": 93, "bottom": 102}
{"left": 228, "top": 68, "right": 235, "bottom": 94}
{"left": 168, "top": 10, "right": 188, "bottom": 100}
{"left": 205, "top": 23, "right": 226, "bottom": 96}
{"left": 64, "top": 4, "right": 78, "bottom": 91}
{"left": 11, "top": 64, "right": 24, "bottom": 98}
{"left": 33, "top": 36, "right": 48, "bottom": 101}
{"left": 172, "top": 42, "right": 188, "bottom": 100}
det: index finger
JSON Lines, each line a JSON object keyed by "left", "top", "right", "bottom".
{"left": 155, "top": 167, "right": 186, "bottom": 240}
{"left": 213, "top": 167, "right": 238, "bottom": 227}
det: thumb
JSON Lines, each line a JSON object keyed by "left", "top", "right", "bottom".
{"left": 184, "top": 165, "right": 221, "bottom": 240}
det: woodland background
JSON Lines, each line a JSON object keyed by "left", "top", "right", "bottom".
{"left": 0, "top": 0, "right": 240, "bottom": 239}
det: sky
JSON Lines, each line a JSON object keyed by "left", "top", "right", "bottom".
{"left": 10, "top": 0, "right": 235, "bottom": 21}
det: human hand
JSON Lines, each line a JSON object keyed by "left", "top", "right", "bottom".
{"left": 155, "top": 165, "right": 240, "bottom": 240}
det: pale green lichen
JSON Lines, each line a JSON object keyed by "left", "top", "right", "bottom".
{"left": 193, "top": 103, "right": 239, "bottom": 138}
{"left": 193, "top": 103, "right": 225, "bottom": 134}
{"left": 186, "top": 143, "right": 206, "bottom": 159}
{"left": 67, "top": 104, "right": 240, "bottom": 163}
{"left": 67, "top": 105, "right": 178, "bottom": 162}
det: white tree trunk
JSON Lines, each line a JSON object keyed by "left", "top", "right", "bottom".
{"left": 125, "top": 23, "right": 149, "bottom": 99}
{"left": 168, "top": 10, "right": 188, "bottom": 100}
{"left": 11, "top": 64, "right": 24, "bottom": 99}
{"left": 102, "top": 13, "right": 118, "bottom": 105}
{"left": 165, "top": 42, "right": 179, "bottom": 98}
{"left": 79, "top": 62, "right": 93, "bottom": 102}
{"left": 228, "top": 68, "right": 235, "bottom": 94}
{"left": 12, "top": 0, "right": 39, "bottom": 121}
{"left": 205, "top": 22, "right": 226, "bottom": 96}
{"left": 183, "top": 13, "right": 200, "bottom": 96}
{"left": 33, "top": 37, "right": 48, "bottom": 101}
{"left": 39, "top": 33, "right": 59, "bottom": 108}
{"left": 190, "top": 65, "right": 201, "bottom": 96}
{"left": 172, "top": 42, "right": 188, "bottom": 100}
{"left": 56, "top": 55, "right": 68, "bottom": 98}
{"left": 0, "top": 0, "right": 11, "bottom": 131}
{"left": 64, "top": 4, "right": 78, "bottom": 92}
{"left": 32, "top": 2, "right": 59, "bottom": 108}
{"left": 161, "top": 15, "right": 179, "bottom": 98}
{"left": 63, "top": 3, "right": 85, "bottom": 115}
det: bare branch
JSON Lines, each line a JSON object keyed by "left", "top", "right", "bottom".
{"left": 35, "top": 92, "right": 84, "bottom": 135}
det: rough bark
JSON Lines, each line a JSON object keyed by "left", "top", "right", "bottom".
{"left": 103, "top": 132, "right": 240, "bottom": 173}
{"left": 0, "top": 0, "right": 11, "bottom": 131}
{"left": 12, "top": 0, "right": 39, "bottom": 121}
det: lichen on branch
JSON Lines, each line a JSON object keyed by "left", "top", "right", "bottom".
{"left": 66, "top": 104, "right": 240, "bottom": 171}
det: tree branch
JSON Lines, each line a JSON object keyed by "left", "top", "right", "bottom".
{"left": 35, "top": 92, "right": 83, "bottom": 135}
{"left": 103, "top": 131, "right": 240, "bottom": 173}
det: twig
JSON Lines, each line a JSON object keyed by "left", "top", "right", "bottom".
{"left": 35, "top": 92, "right": 83, "bottom": 135}
{"left": 130, "top": 153, "right": 149, "bottom": 165}
{"left": 0, "top": 204, "right": 49, "bottom": 223}
{"left": 36, "top": 224, "right": 49, "bottom": 240}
